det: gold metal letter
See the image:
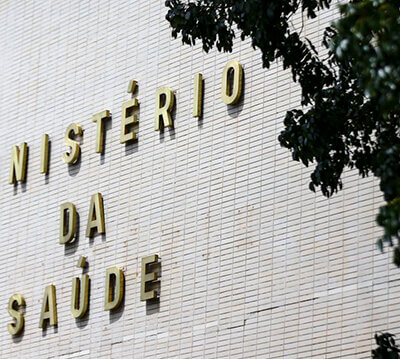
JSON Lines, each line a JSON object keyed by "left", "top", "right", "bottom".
{"left": 60, "top": 202, "right": 77, "bottom": 244}
{"left": 62, "top": 123, "right": 82, "bottom": 164}
{"left": 86, "top": 193, "right": 105, "bottom": 238}
{"left": 9, "top": 142, "right": 28, "bottom": 184}
{"left": 40, "top": 134, "right": 49, "bottom": 174}
{"left": 140, "top": 255, "right": 159, "bottom": 301}
{"left": 93, "top": 110, "right": 110, "bottom": 153}
{"left": 71, "top": 275, "right": 89, "bottom": 318}
{"left": 193, "top": 73, "right": 203, "bottom": 117}
{"left": 39, "top": 285, "right": 58, "bottom": 329}
{"left": 120, "top": 80, "right": 139, "bottom": 143}
{"left": 154, "top": 87, "right": 174, "bottom": 130}
{"left": 104, "top": 267, "right": 125, "bottom": 311}
{"left": 221, "top": 60, "right": 243, "bottom": 105}
{"left": 7, "top": 294, "right": 25, "bottom": 335}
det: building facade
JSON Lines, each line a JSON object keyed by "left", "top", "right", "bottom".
{"left": 1, "top": 1, "right": 398, "bottom": 358}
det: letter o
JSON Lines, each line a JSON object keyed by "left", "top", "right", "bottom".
{"left": 221, "top": 60, "right": 243, "bottom": 105}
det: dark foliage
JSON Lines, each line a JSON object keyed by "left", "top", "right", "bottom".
{"left": 372, "top": 333, "right": 400, "bottom": 359}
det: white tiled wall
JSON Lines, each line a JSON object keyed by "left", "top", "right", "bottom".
{"left": 0, "top": 1, "right": 397, "bottom": 358}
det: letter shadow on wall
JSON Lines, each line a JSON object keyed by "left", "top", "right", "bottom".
{"left": 44, "top": 140, "right": 51, "bottom": 184}
{"left": 88, "top": 229, "right": 106, "bottom": 246}
{"left": 146, "top": 261, "right": 161, "bottom": 315}
{"left": 198, "top": 78, "right": 205, "bottom": 129}
{"left": 100, "top": 114, "right": 113, "bottom": 165}
{"left": 64, "top": 212, "right": 80, "bottom": 257}
{"left": 158, "top": 94, "right": 176, "bottom": 143}
{"left": 67, "top": 146, "right": 82, "bottom": 177}
{"left": 125, "top": 84, "right": 140, "bottom": 156}
{"left": 124, "top": 135, "right": 139, "bottom": 157}
{"left": 41, "top": 322, "right": 58, "bottom": 338}
{"left": 13, "top": 147, "right": 29, "bottom": 196}
{"left": 76, "top": 277, "right": 91, "bottom": 329}
{"left": 12, "top": 305, "right": 26, "bottom": 343}
{"left": 227, "top": 71, "right": 245, "bottom": 119}
{"left": 109, "top": 279, "right": 125, "bottom": 324}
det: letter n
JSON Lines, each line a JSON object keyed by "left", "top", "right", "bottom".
{"left": 9, "top": 142, "right": 28, "bottom": 184}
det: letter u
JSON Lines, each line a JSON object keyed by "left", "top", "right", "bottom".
{"left": 71, "top": 274, "right": 89, "bottom": 318}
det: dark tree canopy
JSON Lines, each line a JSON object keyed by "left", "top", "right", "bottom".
{"left": 372, "top": 333, "right": 400, "bottom": 359}
{"left": 165, "top": 0, "right": 400, "bottom": 266}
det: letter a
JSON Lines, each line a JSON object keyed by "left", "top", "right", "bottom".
{"left": 86, "top": 193, "right": 105, "bottom": 238}
{"left": 39, "top": 285, "right": 58, "bottom": 329}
